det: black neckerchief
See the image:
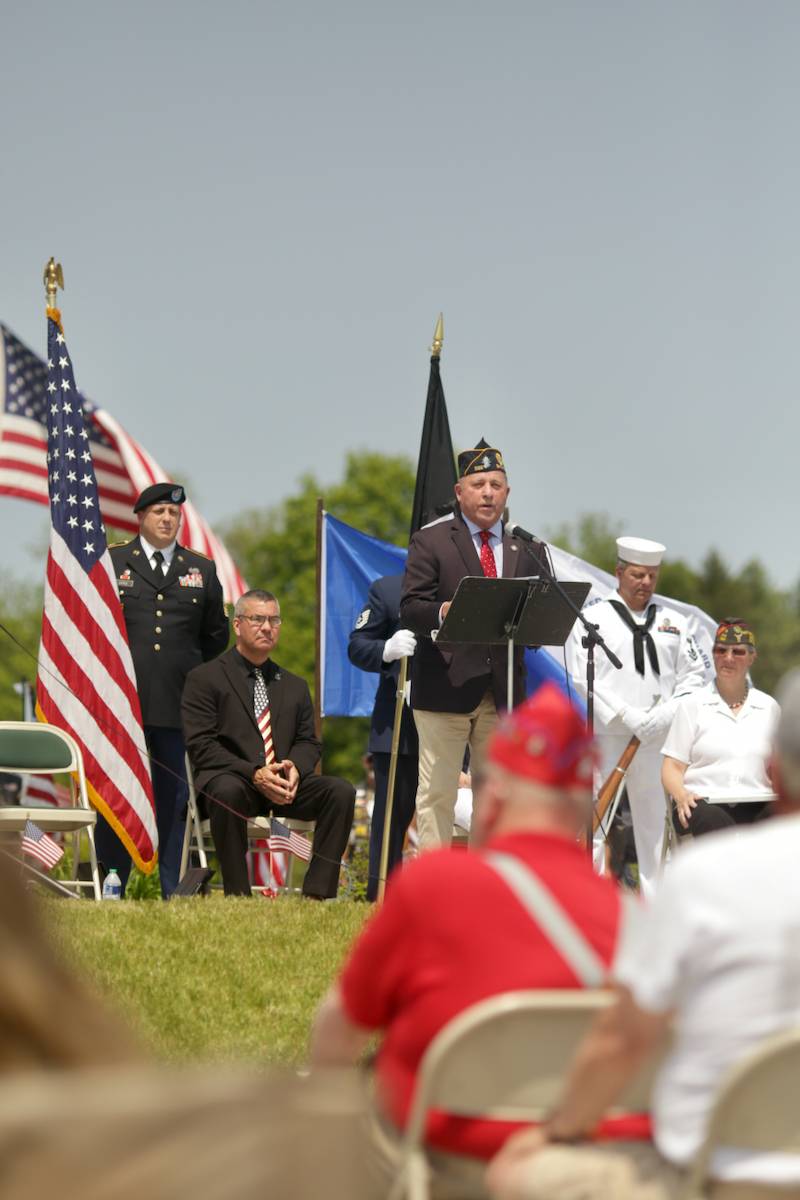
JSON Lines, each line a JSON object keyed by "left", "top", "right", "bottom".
{"left": 608, "top": 600, "right": 660, "bottom": 678}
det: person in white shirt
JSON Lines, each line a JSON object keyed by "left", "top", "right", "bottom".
{"left": 486, "top": 666, "right": 800, "bottom": 1200}
{"left": 662, "top": 618, "right": 779, "bottom": 838}
{"left": 564, "top": 536, "right": 710, "bottom": 895}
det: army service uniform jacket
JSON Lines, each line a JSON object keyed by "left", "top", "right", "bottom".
{"left": 111, "top": 537, "right": 230, "bottom": 728}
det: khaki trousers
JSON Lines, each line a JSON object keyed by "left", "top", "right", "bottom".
{"left": 488, "top": 1140, "right": 799, "bottom": 1200}
{"left": 414, "top": 694, "right": 498, "bottom": 850}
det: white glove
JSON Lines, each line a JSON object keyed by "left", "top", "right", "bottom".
{"left": 637, "top": 706, "right": 674, "bottom": 745}
{"left": 382, "top": 629, "right": 417, "bottom": 663}
{"left": 618, "top": 704, "right": 651, "bottom": 740}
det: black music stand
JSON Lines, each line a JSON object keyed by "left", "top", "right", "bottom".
{"left": 437, "top": 576, "right": 591, "bottom": 711}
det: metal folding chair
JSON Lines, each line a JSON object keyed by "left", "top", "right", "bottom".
{"left": 386, "top": 989, "right": 656, "bottom": 1200}
{"left": 681, "top": 1026, "right": 800, "bottom": 1198}
{"left": 0, "top": 721, "right": 101, "bottom": 899}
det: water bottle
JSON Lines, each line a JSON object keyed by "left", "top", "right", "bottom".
{"left": 102, "top": 867, "right": 122, "bottom": 900}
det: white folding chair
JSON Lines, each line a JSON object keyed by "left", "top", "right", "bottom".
{"left": 680, "top": 1027, "right": 800, "bottom": 1199}
{"left": 0, "top": 721, "right": 101, "bottom": 900}
{"left": 386, "top": 988, "right": 656, "bottom": 1200}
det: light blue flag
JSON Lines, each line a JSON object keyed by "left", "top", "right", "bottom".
{"left": 321, "top": 513, "right": 407, "bottom": 717}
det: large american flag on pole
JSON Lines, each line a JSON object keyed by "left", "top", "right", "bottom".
{"left": 0, "top": 324, "right": 246, "bottom": 605}
{"left": 36, "top": 310, "right": 158, "bottom": 873}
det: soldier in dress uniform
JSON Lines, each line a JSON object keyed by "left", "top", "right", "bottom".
{"left": 565, "top": 536, "right": 711, "bottom": 896}
{"left": 94, "top": 482, "right": 230, "bottom": 897}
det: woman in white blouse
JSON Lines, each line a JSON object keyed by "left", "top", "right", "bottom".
{"left": 661, "top": 618, "right": 779, "bottom": 837}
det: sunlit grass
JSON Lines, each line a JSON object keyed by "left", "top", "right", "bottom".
{"left": 46, "top": 896, "right": 370, "bottom": 1064}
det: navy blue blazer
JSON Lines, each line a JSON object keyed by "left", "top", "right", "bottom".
{"left": 347, "top": 574, "right": 419, "bottom": 757}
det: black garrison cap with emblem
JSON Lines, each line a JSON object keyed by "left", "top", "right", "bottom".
{"left": 457, "top": 437, "right": 506, "bottom": 478}
{"left": 133, "top": 482, "right": 187, "bottom": 513}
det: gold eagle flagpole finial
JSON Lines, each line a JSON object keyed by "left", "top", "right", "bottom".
{"left": 43, "top": 257, "right": 64, "bottom": 313}
{"left": 429, "top": 312, "right": 444, "bottom": 359}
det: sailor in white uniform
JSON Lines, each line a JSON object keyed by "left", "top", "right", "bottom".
{"left": 565, "top": 536, "right": 711, "bottom": 896}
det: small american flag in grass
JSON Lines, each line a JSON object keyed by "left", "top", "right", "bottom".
{"left": 21, "top": 819, "right": 64, "bottom": 871}
{"left": 269, "top": 818, "right": 312, "bottom": 862}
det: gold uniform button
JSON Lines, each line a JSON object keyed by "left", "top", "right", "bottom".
{"left": 157, "top": 593, "right": 164, "bottom": 601}
{"left": 156, "top": 609, "right": 163, "bottom": 617}
{"left": 155, "top": 626, "right": 162, "bottom": 634}
{"left": 192, "top": 597, "right": 198, "bottom": 604}
{"left": 154, "top": 643, "right": 161, "bottom": 651}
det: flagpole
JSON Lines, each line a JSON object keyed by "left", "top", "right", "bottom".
{"left": 377, "top": 656, "right": 408, "bottom": 902}
{"left": 314, "top": 496, "right": 323, "bottom": 771}
{"left": 377, "top": 314, "right": 445, "bottom": 903}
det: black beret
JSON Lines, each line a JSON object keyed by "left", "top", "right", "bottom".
{"left": 133, "top": 482, "right": 186, "bottom": 513}
{"left": 457, "top": 437, "right": 506, "bottom": 478}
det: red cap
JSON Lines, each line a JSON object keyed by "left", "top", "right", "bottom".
{"left": 488, "top": 683, "right": 594, "bottom": 789}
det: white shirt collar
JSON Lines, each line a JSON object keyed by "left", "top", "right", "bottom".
{"left": 462, "top": 515, "right": 503, "bottom": 542}
{"left": 706, "top": 681, "right": 766, "bottom": 713}
{"left": 139, "top": 534, "right": 177, "bottom": 566}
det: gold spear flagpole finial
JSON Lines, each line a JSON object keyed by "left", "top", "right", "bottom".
{"left": 429, "top": 312, "right": 444, "bottom": 358}
{"left": 43, "top": 257, "right": 64, "bottom": 313}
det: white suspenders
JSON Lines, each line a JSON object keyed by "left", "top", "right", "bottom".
{"left": 484, "top": 850, "right": 609, "bottom": 987}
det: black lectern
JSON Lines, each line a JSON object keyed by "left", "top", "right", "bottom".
{"left": 437, "top": 576, "right": 591, "bottom": 711}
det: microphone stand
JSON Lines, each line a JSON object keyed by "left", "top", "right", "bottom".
{"left": 511, "top": 527, "right": 622, "bottom": 856}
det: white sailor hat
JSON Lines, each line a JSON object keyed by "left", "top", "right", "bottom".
{"left": 616, "top": 536, "right": 665, "bottom": 567}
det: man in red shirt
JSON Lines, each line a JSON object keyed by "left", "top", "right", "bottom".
{"left": 310, "top": 684, "right": 625, "bottom": 1161}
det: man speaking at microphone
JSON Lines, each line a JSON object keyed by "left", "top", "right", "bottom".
{"left": 400, "top": 439, "right": 551, "bottom": 851}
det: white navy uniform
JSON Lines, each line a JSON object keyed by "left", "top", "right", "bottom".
{"left": 565, "top": 591, "right": 711, "bottom": 895}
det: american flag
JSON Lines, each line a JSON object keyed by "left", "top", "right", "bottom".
{"left": 0, "top": 323, "right": 246, "bottom": 605}
{"left": 21, "top": 776, "right": 71, "bottom": 808}
{"left": 21, "top": 818, "right": 64, "bottom": 871}
{"left": 35, "top": 311, "right": 158, "bottom": 874}
{"left": 269, "top": 817, "right": 312, "bottom": 862}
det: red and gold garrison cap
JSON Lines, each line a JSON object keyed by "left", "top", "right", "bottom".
{"left": 488, "top": 683, "right": 594, "bottom": 789}
{"left": 714, "top": 618, "right": 756, "bottom": 649}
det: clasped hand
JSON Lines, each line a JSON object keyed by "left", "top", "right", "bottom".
{"left": 252, "top": 760, "right": 299, "bottom": 806}
{"left": 619, "top": 704, "right": 669, "bottom": 744}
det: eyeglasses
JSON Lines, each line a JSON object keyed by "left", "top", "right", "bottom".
{"left": 236, "top": 614, "right": 282, "bottom": 628}
{"left": 713, "top": 645, "right": 750, "bottom": 657}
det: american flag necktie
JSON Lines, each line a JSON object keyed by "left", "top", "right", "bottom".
{"left": 479, "top": 530, "right": 497, "bottom": 578}
{"left": 253, "top": 668, "right": 276, "bottom": 764}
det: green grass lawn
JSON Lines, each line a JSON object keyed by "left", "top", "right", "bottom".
{"left": 45, "top": 896, "right": 370, "bottom": 1065}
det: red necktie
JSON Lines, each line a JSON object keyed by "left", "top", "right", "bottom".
{"left": 479, "top": 530, "right": 497, "bottom": 578}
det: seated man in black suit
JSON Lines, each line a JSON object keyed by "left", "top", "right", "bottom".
{"left": 182, "top": 588, "right": 355, "bottom": 897}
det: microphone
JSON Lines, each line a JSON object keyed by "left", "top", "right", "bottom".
{"left": 508, "top": 523, "right": 538, "bottom": 544}
{"left": 508, "top": 523, "right": 554, "bottom": 577}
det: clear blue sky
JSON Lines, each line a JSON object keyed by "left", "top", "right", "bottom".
{"left": 3, "top": 1, "right": 800, "bottom": 586}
